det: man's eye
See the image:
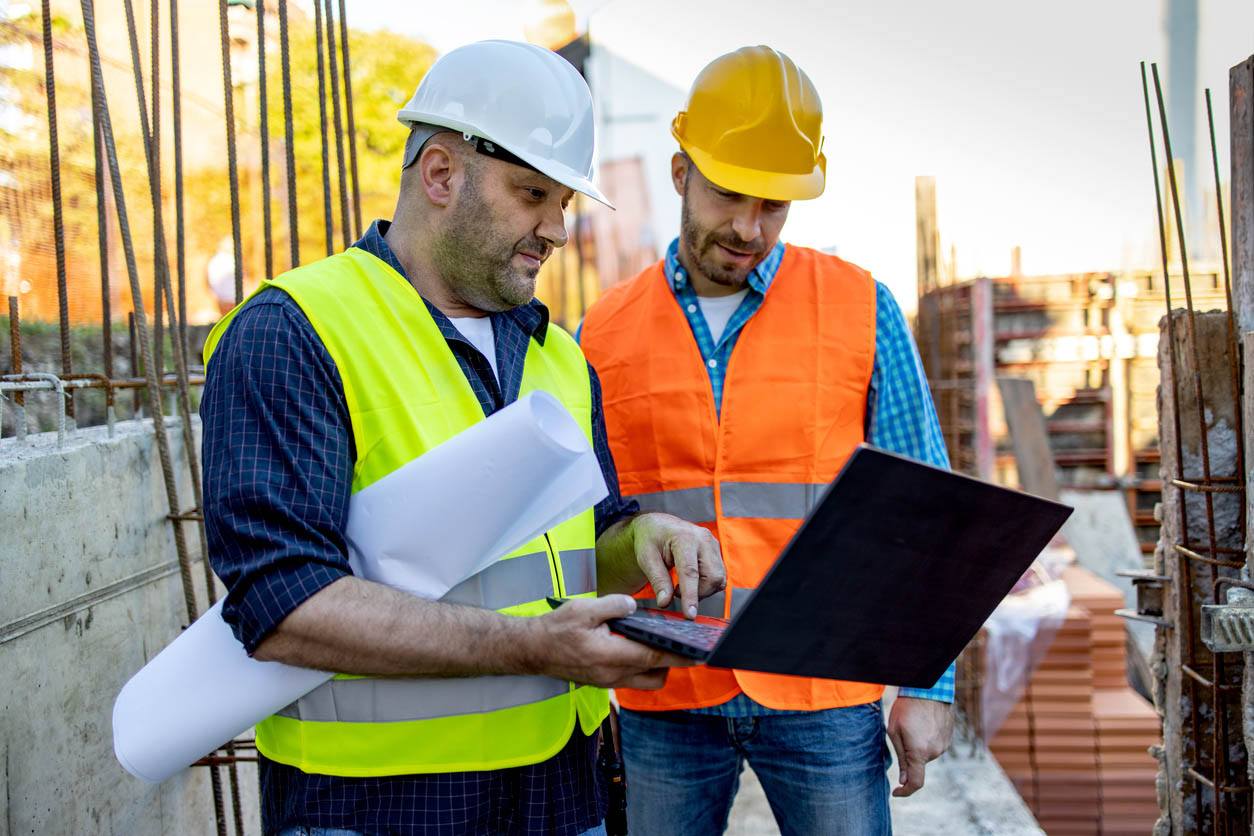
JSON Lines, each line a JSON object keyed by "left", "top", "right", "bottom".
{"left": 526, "top": 188, "right": 546, "bottom": 201}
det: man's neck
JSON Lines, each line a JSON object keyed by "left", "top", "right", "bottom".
{"left": 676, "top": 239, "right": 750, "bottom": 299}
{"left": 384, "top": 220, "right": 488, "bottom": 318}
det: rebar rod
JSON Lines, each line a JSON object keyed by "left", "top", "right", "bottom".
{"left": 1141, "top": 60, "right": 1206, "bottom": 831}
{"left": 80, "top": 4, "right": 229, "bottom": 833}
{"left": 1205, "top": 88, "right": 1247, "bottom": 548}
{"left": 1154, "top": 62, "right": 1249, "bottom": 833}
{"left": 147, "top": 0, "right": 163, "bottom": 378}
{"left": 278, "top": 0, "right": 299, "bottom": 268}
{"left": 257, "top": 0, "right": 273, "bottom": 280}
{"left": 218, "top": 0, "right": 243, "bottom": 304}
{"left": 91, "top": 77, "right": 112, "bottom": 379}
{"left": 337, "top": 0, "right": 361, "bottom": 238}
{"left": 41, "top": 0, "right": 73, "bottom": 422}
{"left": 323, "top": 0, "right": 350, "bottom": 249}
{"left": 170, "top": 0, "right": 188, "bottom": 358}
{"left": 313, "top": 0, "right": 334, "bottom": 256}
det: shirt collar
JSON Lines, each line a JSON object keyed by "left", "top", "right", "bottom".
{"left": 663, "top": 237, "right": 785, "bottom": 297}
{"left": 353, "top": 219, "right": 550, "bottom": 345}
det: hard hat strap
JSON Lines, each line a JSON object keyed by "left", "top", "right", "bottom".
{"left": 465, "top": 134, "right": 541, "bottom": 176}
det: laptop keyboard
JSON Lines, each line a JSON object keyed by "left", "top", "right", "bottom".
{"left": 619, "top": 610, "right": 727, "bottom": 652}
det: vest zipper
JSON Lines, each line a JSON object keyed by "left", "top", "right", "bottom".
{"left": 544, "top": 532, "right": 564, "bottom": 598}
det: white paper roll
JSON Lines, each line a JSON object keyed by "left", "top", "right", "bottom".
{"left": 345, "top": 389, "right": 608, "bottom": 597}
{"left": 113, "top": 391, "right": 608, "bottom": 783}
{"left": 113, "top": 600, "right": 332, "bottom": 783}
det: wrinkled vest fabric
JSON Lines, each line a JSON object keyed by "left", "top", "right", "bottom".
{"left": 204, "top": 248, "right": 607, "bottom": 775}
{"left": 581, "top": 245, "right": 881, "bottom": 712}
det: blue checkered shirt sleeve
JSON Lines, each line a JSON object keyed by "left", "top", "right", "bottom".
{"left": 201, "top": 291, "right": 354, "bottom": 653}
{"left": 868, "top": 281, "right": 956, "bottom": 704}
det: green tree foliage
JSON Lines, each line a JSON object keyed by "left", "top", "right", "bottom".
{"left": 123, "top": 9, "right": 436, "bottom": 295}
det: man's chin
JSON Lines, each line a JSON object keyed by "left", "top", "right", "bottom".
{"left": 703, "top": 263, "right": 753, "bottom": 288}
{"left": 496, "top": 272, "right": 537, "bottom": 308}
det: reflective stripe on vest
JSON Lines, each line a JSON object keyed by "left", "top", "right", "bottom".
{"left": 558, "top": 548, "right": 597, "bottom": 597}
{"left": 629, "top": 481, "right": 828, "bottom": 523}
{"left": 633, "top": 485, "right": 718, "bottom": 521}
{"left": 203, "top": 248, "right": 607, "bottom": 776}
{"left": 440, "top": 549, "right": 596, "bottom": 610}
{"left": 276, "top": 675, "right": 571, "bottom": 722}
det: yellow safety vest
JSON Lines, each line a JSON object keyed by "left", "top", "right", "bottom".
{"left": 203, "top": 246, "right": 608, "bottom": 777}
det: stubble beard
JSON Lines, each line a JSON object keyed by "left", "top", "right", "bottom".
{"left": 432, "top": 174, "right": 538, "bottom": 312}
{"left": 679, "top": 199, "right": 762, "bottom": 290}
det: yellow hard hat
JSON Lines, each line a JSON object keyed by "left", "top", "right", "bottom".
{"left": 671, "top": 45, "right": 825, "bottom": 201}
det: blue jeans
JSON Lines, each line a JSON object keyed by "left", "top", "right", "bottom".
{"left": 619, "top": 702, "right": 891, "bottom": 836}
{"left": 278, "top": 826, "right": 607, "bottom": 836}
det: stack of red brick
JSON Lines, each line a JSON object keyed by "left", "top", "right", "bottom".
{"left": 990, "top": 566, "right": 1160, "bottom": 835}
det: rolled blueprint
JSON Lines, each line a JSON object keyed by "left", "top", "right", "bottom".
{"left": 344, "top": 388, "right": 609, "bottom": 597}
{"left": 113, "top": 391, "right": 608, "bottom": 784}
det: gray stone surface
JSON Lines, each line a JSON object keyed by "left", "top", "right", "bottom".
{"left": 1, "top": 419, "right": 258, "bottom": 836}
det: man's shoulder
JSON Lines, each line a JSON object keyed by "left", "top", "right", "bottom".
{"left": 784, "top": 244, "right": 874, "bottom": 282}
{"left": 208, "top": 286, "right": 329, "bottom": 373}
{"left": 584, "top": 260, "right": 665, "bottom": 320}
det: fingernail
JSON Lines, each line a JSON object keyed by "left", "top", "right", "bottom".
{"left": 687, "top": 605, "right": 697, "bottom": 619}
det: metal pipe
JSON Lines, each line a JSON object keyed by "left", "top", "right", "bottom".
{"left": 62, "top": 373, "right": 115, "bottom": 436}
{"left": 6, "top": 373, "right": 68, "bottom": 446}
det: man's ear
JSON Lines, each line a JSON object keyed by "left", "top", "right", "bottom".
{"left": 418, "top": 141, "right": 458, "bottom": 208}
{"left": 671, "top": 152, "right": 689, "bottom": 197}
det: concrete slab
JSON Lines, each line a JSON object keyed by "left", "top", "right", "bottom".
{"left": 1, "top": 419, "right": 255, "bottom": 835}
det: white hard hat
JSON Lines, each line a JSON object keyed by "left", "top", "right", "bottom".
{"left": 398, "top": 40, "right": 613, "bottom": 208}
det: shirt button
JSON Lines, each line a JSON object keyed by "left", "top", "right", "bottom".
{"left": 687, "top": 304, "right": 697, "bottom": 313}
{"left": 708, "top": 359, "right": 718, "bottom": 368}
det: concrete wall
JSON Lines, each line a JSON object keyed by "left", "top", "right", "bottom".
{"left": 0, "top": 418, "right": 258, "bottom": 836}
{"left": 1153, "top": 311, "right": 1247, "bottom": 835}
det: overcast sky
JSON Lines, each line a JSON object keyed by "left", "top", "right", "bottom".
{"left": 348, "top": 0, "right": 1254, "bottom": 308}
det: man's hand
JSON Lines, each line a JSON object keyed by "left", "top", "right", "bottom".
{"left": 887, "top": 697, "right": 955, "bottom": 797}
{"left": 595, "top": 512, "right": 726, "bottom": 619}
{"left": 530, "top": 594, "right": 694, "bottom": 689}
{"left": 627, "top": 512, "right": 725, "bottom": 619}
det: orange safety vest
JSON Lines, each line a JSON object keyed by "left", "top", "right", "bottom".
{"left": 581, "top": 244, "right": 884, "bottom": 712}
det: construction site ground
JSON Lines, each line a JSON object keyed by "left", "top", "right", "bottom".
{"left": 726, "top": 740, "right": 1042, "bottom": 835}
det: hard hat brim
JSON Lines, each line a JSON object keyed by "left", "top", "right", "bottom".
{"left": 399, "top": 109, "right": 615, "bottom": 209}
{"left": 681, "top": 140, "right": 826, "bottom": 202}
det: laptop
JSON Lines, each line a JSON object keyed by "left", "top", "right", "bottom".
{"left": 587, "top": 445, "right": 1073, "bottom": 689}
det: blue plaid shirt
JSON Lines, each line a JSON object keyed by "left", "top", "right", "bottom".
{"left": 655, "top": 238, "right": 956, "bottom": 713}
{"left": 201, "top": 220, "right": 635, "bottom": 835}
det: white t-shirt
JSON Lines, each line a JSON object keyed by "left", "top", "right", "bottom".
{"left": 696, "top": 289, "right": 750, "bottom": 345}
{"left": 449, "top": 315, "right": 499, "bottom": 382}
